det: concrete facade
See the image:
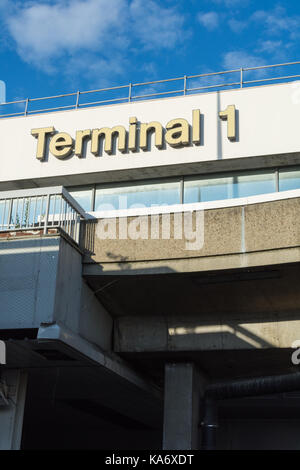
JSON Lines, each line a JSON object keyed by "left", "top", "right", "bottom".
{"left": 1, "top": 80, "right": 300, "bottom": 449}
{"left": 84, "top": 191, "right": 300, "bottom": 274}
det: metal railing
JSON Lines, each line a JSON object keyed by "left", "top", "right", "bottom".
{"left": 1, "top": 60, "right": 300, "bottom": 118}
{"left": 0, "top": 187, "right": 86, "bottom": 245}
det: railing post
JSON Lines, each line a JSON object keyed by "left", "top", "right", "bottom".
{"left": 240, "top": 68, "right": 243, "bottom": 88}
{"left": 183, "top": 75, "right": 187, "bottom": 95}
{"left": 43, "top": 194, "right": 50, "bottom": 235}
{"left": 24, "top": 98, "right": 29, "bottom": 116}
{"left": 7, "top": 199, "right": 13, "bottom": 229}
{"left": 75, "top": 91, "right": 80, "bottom": 109}
{"left": 128, "top": 83, "right": 132, "bottom": 102}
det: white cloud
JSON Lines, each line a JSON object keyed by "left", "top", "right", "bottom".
{"left": 228, "top": 18, "right": 247, "bottom": 33}
{"left": 223, "top": 51, "right": 265, "bottom": 70}
{"left": 64, "top": 53, "right": 129, "bottom": 89}
{"left": 258, "top": 40, "right": 283, "bottom": 53}
{"left": 0, "top": 0, "right": 10, "bottom": 10}
{"left": 251, "top": 6, "right": 300, "bottom": 39}
{"left": 212, "top": 0, "right": 249, "bottom": 7}
{"left": 130, "top": 0, "right": 184, "bottom": 49}
{"left": 222, "top": 51, "right": 271, "bottom": 83}
{"left": 4, "top": 0, "right": 185, "bottom": 81}
{"left": 7, "top": 0, "right": 127, "bottom": 64}
{"left": 198, "top": 11, "right": 219, "bottom": 31}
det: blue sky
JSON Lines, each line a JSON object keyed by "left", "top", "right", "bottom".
{"left": 1, "top": 0, "right": 300, "bottom": 103}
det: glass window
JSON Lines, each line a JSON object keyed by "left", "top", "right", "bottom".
{"left": 95, "top": 180, "right": 180, "bottom": 211}
{"left": 279, "top": 167, "right": 300, "bottom": 192}
{"left": 232, "top": 171, "right": 276, "bottom": 198}
{"left": 68, "top": 187, "right": 93, "bottom": 211}
{"left": 184, "top": 175, "right": 234, "bottom": 203}
{"left": 184, "top": 171, "right": 276, "bottom": 203}
{"left": 66, "top": 168, "right": 280, "bottom": 213}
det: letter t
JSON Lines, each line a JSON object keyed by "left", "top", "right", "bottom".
{"left": 31, "top": 127, "right": 55, "bottom": 160}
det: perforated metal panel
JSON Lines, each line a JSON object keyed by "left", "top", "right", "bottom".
{"left": 0, "top": 237, "right": 60, "bottom": 329}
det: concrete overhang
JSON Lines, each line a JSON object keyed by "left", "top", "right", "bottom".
{"left": 2, "top": 151, "right": 300, "bottom": 191}
{"left": 2, "top": 322, "right": 162, "bottom": 429}
{"left": 81, "top": 193, "right": 300, "bottom": 378}
{"left": 83, "top": 191, "right": 300, "bottom": 276}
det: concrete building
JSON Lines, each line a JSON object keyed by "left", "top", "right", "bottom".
{"left": 1, "top": 63, "right": 300, "bottom": 449}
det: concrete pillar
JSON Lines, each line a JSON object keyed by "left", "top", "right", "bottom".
{"left": 0, "top": 370, "right": 27, "bottom": 450}
{"left": 163, "top": 363, "right": 205, "bottom": 450}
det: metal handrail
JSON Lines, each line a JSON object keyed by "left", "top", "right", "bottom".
{"left": 1, "top": 60, "right": 300, "bottom": 118}
{"left": 0, "top": 186, "right": 86, "bottom": 244}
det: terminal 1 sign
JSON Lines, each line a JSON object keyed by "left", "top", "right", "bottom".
{"left": 31, "top": 106, "right": 236, "bottom": 161}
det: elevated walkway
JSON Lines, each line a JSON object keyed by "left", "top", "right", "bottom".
{"left": 0, "top": 187, "right": 162, "bottom": 449}
{"left": 2, "top": 186, "right": 300, "bottom": 449}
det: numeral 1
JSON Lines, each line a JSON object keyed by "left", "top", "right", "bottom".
{"left": 219, "top": 105, "right": 236, "bottom": 141}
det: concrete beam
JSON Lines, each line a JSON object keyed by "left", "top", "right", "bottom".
{"left": 83, "top": 246, "right": 300, "bottom": 276}
{"left": 38, "top": 322, "right": 162, "bottom": 400}
{"left": 114, "top": 313, "right": 300, "bottom": 352}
